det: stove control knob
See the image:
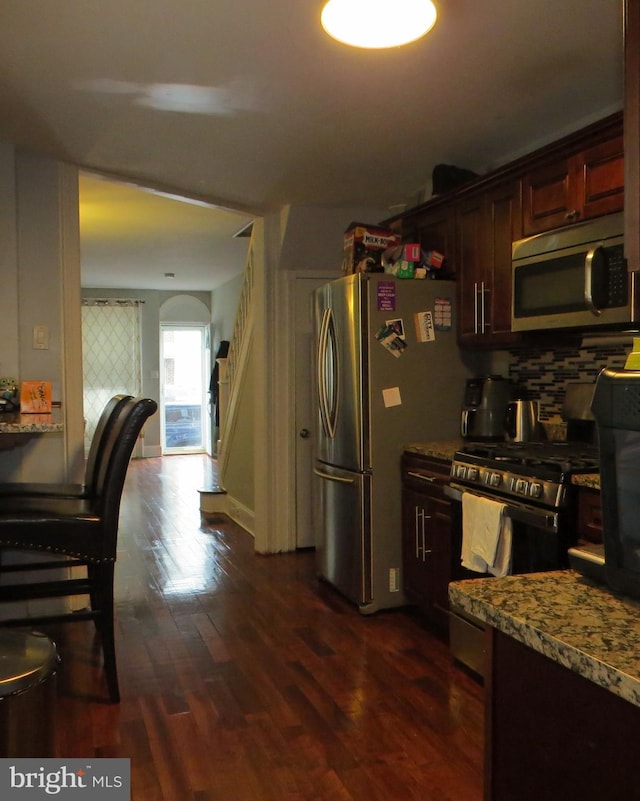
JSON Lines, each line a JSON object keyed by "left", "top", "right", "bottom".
{"left": 515, "top": 479, "right": 528, "bottom": 495}
{"left": 467, "top": 468, "right": 478, "bottom": 481}
{"left": 455, "top": 465, "right": 467, "bottom": 479}
{"left": 489, "top": 472, "right": 502, "bottom": 488}
{"left": 529, "top": 482, "right": 543, "bottom": 499}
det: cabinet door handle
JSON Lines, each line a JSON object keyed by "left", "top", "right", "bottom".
{"left": 480, "top": 281, "right": 487, "bottom": 334}
{"left": 416, "top": 507, "right": 432, "bottom": 562}
{"left": 415, "top": 507, "right": 424, "bottom": 559}
{"left": 407, "top": 471, "right": 437, "bottom": 483}
{"left": 473, "top": 282, "right": 479, "bottom": 334}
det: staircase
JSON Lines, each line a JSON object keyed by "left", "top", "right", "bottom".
{"left": 217, "top": 239, "right": 254, "bottom": 474}
{"left": 199, "top": 237, "right": 255, "bottom": 519}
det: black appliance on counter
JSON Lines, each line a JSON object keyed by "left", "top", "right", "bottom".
{"left": 460, "top": 375, "right": 511, "bottom": 441}
{"left": 447, "top": 383, "right": 600, "bottom": 677}
{"left": 570, "top": 367, "right": 640, "bottom": 600}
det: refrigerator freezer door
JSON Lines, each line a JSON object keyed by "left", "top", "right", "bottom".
{"left": 315, "top": 275, "right": 368, "bottom": 472}
{"left": 314, "top": 461, "right": 372, "bottom": 607}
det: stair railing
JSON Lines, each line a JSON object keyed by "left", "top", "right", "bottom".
{"left": 216, "top": 241, "right": 255, "bottom": 475}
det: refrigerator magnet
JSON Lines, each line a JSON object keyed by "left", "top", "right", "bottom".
{"left": 414, "top": 311, "right": 436, "bottom": 342}
{"left": 375, "top": 323, "right": 407, "bottom": 358}
{"left": 376, "top": 281, "right": 396, "bottom": 311}
{"left": 434, "top": 297, "right": 453, "bottom": 330}
{"left": 382, "top": 387, "right": 402, "bottom": 408}
{"left": 385, "top": 318, "right": 405, "bottom": 339}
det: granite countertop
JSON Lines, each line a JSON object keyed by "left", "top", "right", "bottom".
{"left": 404, "top": 440, "right": 463, "bottom": 462}
{"left": 450, "top": 570, "right": 640, "bottom": 708}
{"left": 572, "top": 472, "right": 600, "bottom": 490}
{"left": 0, "top": 409, "right": 63, "bottom": 434}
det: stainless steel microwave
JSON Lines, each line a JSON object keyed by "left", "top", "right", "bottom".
{"left": 511, "top": 212, "right": 634, "bottom": 332}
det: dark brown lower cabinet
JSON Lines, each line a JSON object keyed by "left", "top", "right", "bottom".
{"left": 486, "top": 628, "right": 639, "bottom": 801}
{"left": 576, "top": 485, "right": 603, "bottom": 544}
{"left": 401, "top": 453, "right": 459, "bottom": 629}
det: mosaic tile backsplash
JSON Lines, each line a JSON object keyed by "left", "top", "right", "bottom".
{"left": 507, "top": 341, "right": 631, "bottom": 421}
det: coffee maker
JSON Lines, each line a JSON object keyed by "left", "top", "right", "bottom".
{"left": 460, "top": 375, "right": 511, "bottom": 440}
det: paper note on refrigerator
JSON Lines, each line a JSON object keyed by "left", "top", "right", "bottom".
{"left": 382, "top": 387, "right": 402, "bottom": 408}
{"left": 414, "top": 311, "right": 435, "bottom": 342}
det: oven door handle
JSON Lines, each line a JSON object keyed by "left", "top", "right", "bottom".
{"left": 504, "top": 503, "right": 558, "bottom": 532}
{"left": 445, "top": 483, "right": 559, "bottom": 532}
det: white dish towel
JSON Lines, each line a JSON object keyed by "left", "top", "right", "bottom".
{"left": 461, "top": 492, "right": 513, "bottom": 577}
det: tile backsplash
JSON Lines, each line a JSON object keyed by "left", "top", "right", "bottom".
{"left": 507, "top": 340, "right": 631, "bottom": 421}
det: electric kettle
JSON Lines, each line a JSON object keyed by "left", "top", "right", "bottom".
{"left": 504, "top": 400, "right": 540, "bottom": 442}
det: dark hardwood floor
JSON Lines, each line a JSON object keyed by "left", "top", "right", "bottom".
{"left": 46, "top": 454, "right": 483, "bottom": 800}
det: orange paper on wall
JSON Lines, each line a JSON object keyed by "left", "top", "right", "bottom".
{"left": 20, "top": 381, "right": 53, "bottom": 413}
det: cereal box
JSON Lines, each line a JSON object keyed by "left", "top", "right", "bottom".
{"left": 342, "top": 223, "right": 401, "bottom": 274}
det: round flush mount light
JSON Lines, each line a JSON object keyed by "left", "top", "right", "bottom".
{"left": 321, "top": 0, "right": 437, "bottom": 49}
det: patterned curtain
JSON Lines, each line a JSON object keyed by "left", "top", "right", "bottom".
{"left": 81, "top": 299, "right": 142, "bottom": 454}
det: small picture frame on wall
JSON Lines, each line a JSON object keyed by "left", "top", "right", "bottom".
{"left": 20, "top": 381, "right": 52, "bottom": 413}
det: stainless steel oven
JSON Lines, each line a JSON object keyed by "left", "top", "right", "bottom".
{"left": 445, "top": 440, "right": 600, "bottom": 677}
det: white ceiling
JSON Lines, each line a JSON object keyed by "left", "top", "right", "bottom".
{"left": 0, "top": 1, "right": 624, "bottom": 291}
{"left": 78, "top": 172, "right": 254, "bottom": 290}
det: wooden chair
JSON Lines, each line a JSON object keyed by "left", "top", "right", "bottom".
{"left": 0, "top": 397, "right": 157, "bottom": 702}
{"left": 0, "top": 394, "right": 133, "bottom": 499}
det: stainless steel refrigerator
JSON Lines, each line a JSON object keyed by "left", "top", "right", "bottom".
{"left": 313, "top": 273, "right": 479, "bottom": 614}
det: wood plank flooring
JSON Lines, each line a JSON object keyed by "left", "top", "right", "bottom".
{"left": 45, "top": 454, "right": 483, "bottom": 800}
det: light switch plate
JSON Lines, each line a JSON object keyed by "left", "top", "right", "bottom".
{"left": 33, "top": 324, "right": 49, "bottom": 350}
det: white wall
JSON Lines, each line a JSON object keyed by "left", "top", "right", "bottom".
{"left": 277, "top": 205, "right": 389, "bottom": 273}
{"left": 0, "top": 150, "right": 84, "bottom": 483}
{"left": 210, "top": 273, "right": 243, "bottom": 350}
{"left": 160, "top": 294, "right": 211, "bottom": 324}
{"left": 0, "top": 146, "right": 19, "bottom": 379}
{"left": 225, "top": 204, "right": 392, "bottom": 552}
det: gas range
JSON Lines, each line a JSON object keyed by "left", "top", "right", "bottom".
{"left": 450, "top": 441, "right": 600, "bottom": 509}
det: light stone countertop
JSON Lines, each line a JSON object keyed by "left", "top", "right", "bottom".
{"left": 0, "top": 410, "right": 63, "bottom": 433}
{"left": 572, "top": 472, "right": 600, "bottom": 490}
{"left": 404, "top": 440, "right": 462, "bottom": 462}
{"left": 449, "top": 570, "right": 640, "bottom": 708}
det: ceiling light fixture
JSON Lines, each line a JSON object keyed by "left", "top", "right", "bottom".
{"left": 321, "top": 0, "right": 437, "bottom": 49}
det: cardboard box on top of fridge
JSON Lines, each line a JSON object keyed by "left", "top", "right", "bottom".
{"left": 342, "top": 222, "right": 401, "bottom": 274}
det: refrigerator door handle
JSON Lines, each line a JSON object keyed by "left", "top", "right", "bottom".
{"left": 317, "top": 307, "right": 338, "bottom": 439}
{"left": 313, "top": 467, "right": 355, "bottom": 485}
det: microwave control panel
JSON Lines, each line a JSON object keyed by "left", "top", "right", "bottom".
{"left": 604, "top": 244, "right": 628, "bottom": 308}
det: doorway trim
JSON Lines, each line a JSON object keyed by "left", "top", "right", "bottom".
{"left": 289, "top": 270, "right": 338, "bottom": 549}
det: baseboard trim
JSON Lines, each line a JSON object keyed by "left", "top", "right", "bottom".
{"left": 224, "top": 494, "right": 255, "bottom": 538}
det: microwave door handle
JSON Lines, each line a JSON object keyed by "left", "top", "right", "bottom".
{"left": 584, "top": 246, "right": 606, "bottom": 316}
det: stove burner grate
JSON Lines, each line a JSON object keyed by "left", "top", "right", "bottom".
{"left": 457, "top": 441, "right": 599, "bottom": 477}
